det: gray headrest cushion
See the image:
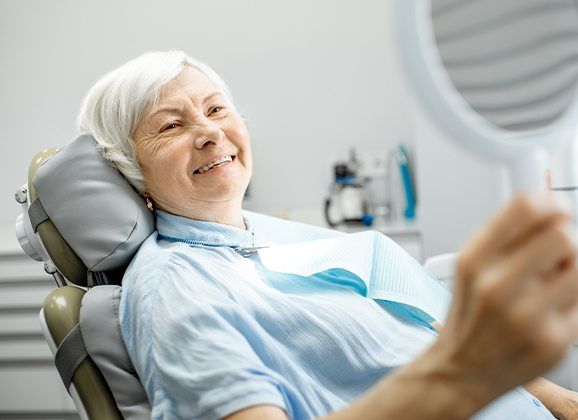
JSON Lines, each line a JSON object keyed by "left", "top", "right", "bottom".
{"left": 32, "top": 134, "right": 155, "bottom": 271}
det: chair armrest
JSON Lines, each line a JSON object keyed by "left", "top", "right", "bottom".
{"left": 424, "top": 252, "right": 459, "bottom": 289}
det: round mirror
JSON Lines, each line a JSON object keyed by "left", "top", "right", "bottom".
{"left": 395, "top": 0, "right": 578, "bottom": 191}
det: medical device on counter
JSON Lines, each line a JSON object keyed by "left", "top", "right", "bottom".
{"left": 395, "top": 0, "right": 578, "bottom": 193}
{"left": 324, "top": 145, "right": 418, "bottom": 227}
{"left": 324, "top": 149, "right": 374, "bottom": 227}
{"left": 394, "top": 145, "right": 416, "bottom": 221}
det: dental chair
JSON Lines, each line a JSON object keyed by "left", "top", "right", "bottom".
{"left": 15, "top": 134, "right": 154, "bottom": 419}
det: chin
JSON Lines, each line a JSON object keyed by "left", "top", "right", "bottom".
{"left": 205, "top": 185, "right": 245, "bottom": 203}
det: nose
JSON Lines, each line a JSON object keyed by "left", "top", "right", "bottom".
{"left": 193, "top": 122, "right": 225, "bottom": 150}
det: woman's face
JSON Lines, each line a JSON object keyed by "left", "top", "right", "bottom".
{"left": 132, "top": 66, "right": 252, "bottom": 218}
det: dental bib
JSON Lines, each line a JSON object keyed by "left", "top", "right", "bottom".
{"left": 244, "top": 211, "right": 452, "bottom": 323}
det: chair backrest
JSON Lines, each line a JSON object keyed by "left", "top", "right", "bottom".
{"left": 80, "top": 285, "right": 151, "bottom": 418}
{"left": 40, "top": 286, "right": 123, "bottom": 420}
{"left": 18, "top": 135, "right": 155, "bottom": 418}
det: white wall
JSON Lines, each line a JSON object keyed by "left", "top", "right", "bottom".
{"left": 0, "top": 0, "right": 414, "bottom": 232}
{"left": 413, "top": 104, "right": 510, "bottom": 259}
{"left": 5, "top": 1, "right": 571, "bottom": 261}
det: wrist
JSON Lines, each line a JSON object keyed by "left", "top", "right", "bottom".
{"left": 321, "top": 343, "right": 496, "bottom": 420}
{"left": 526, "top": 379, "right": 573, "bottom": 419}
{"left": 395, "top": 361, "right": 480, "bottom": 418}
{"left": 393, "top": 342, "right": 499, "bottom": 419}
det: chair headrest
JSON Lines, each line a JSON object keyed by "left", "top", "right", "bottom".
{"left": 31, "top": 134, "right": 155, "bottom": 285}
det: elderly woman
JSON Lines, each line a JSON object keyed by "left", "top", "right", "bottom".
{"left": 78, "top": 51, "right": 578, "bottom": 419}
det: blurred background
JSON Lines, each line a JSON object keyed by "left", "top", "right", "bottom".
{"left": 1, "top": 0, "right": 577, "bottom": 417}
{"left": 1, "top": 0, "right": 413, "bottom": 239}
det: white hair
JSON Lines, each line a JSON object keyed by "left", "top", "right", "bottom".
{"left": 77, "top": 50, "right": 234, "bottom": 192}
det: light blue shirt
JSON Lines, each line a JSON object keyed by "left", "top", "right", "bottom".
{"left": 119, "top": 210, "right": 555, "bottom": 420}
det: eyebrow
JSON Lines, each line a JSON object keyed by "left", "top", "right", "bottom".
{"left": 203, "top": 91, "right": 224, "bottom": 104}
{"left": 149, "top": 106, "right": 184, "bottom": 120}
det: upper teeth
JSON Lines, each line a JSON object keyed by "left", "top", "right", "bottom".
{"left": 197, "top": 155, "right": 233, "bottom": 174}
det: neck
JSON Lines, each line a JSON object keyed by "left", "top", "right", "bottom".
{"left": 158, "top": 198, "right": 246, "bottom": 230}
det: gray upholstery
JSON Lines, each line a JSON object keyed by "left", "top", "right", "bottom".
{"left": 32, "top": 134, "right": 155, "bottom": 272}
{"left": 28, "top": 197, "right": 49, "bottom": 232}
{"left": 80, "top": 285, "right": 151, "bottom": 419}
{"left": 27, "top": 136, "right": 152, "bottom": 416}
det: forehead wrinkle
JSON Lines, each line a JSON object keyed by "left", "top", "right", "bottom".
{"left": 148, "top": 89, "right": 226, "bottom": 121}
{"left": 164, "top": 76, "right": 213, "bottom": 104}
{"left": 149, "top": 104, "right": 186, "bottom": 120}
{"left": 203, "top": 91, "right": 225, "bottom": 104}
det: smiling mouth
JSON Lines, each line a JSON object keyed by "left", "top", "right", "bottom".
{"left": 193, "top": 155, "right": 236, "bottom": 174}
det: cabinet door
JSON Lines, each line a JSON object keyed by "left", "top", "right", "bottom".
{"left": 388, "top": 233, "right": 423, "bottom": 263}
{"left": 0, "top": 255, "right": 78, "bottom": 417}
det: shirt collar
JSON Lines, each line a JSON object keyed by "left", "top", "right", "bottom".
{"left": 155, "top": 209, "right": 255, "bottom": 248}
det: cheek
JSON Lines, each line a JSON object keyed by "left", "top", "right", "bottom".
{"left": 135, "top": 136, "right": 165, "bottom": 174}
{"left": 226, "top": 116, "right": 250, "bottom": 144}
{"left": 231, "top": 124, "right": 252, "bottom": 158}
{"left": 143, "top": 146, "right": 189, "bottom": 186}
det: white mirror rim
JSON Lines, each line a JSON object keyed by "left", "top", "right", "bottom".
{"left": 394, "top": 0, "right": 578, "bottom": 161}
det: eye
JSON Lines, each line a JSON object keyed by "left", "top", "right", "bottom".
{"left": 160, "top": 122, "right": 179, "bottom": 133}
{"left": 208, "top": 106, "right": 224, "bottom": 116}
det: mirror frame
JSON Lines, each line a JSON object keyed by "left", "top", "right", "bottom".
{"left": 394, "top": 0, "right": 578, "bottom": 163}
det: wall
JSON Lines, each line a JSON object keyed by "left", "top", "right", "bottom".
{"left": 413, "top": 104, "right": 510, "bottom": 259}
{"left": 0, "top": 0, "right": 414, "bottom": 232}
{"left": 2, "top": 0, "right": 576, "bottom": 262}
{"left": 0, "top": 3, "right": 419, "bottom": 416}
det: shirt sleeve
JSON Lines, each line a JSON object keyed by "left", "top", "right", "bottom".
{"left": 146, "top": 255, "right": 288, "bottom": 420}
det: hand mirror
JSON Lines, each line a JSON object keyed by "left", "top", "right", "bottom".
{"left": 395, "top": 0, "right": 578, "bottom": 191}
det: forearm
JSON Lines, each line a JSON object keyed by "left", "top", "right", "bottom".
{"left": 524, "top": 377, "right": 574, "bottom": 419}
{"left": 320, "top": 344, "right": 490, "bottom": 420}
{"left": 524, "top": 377, "right": 554, "bottom": 401}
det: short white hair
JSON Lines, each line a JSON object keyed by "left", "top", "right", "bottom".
{"left": 77, "top": 50, "right": 234, "bottom": 192}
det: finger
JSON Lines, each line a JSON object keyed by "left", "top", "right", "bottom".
{"left": 487, "top": 221, "right": 577, "bottom": 299}
{"left": 540, "top": 265, "right": 578, "bottom": 312}
{"left": 562, "top": 303, "right": 578, "bottom": 343}
{"left": 546, "top": 302, "right": 578, "bottom": 351}
{"left": 516, "top": 220, "right": 577, "bottom": 275}
{"left": 464, "top": 193, "right": 571, "bottom": 261}
{"left": 559, "top": 297, "right": 578, "bottom": 321}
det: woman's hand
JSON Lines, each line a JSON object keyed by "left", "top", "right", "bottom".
{"left": 552, "top": 388, "right": 578, "bottom": 420}
{"left": 429, "top": 192, "right": 578, "bottom": 410}
{"left": 322, "top": 193, "right": 578, "bottom": 420}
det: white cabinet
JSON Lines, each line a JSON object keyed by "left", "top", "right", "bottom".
{"left": 383, "top": 230, "right": 423, "bottom": 263}
{"left": 0, "top": 253, "right": 79, "bottom": 418}
{"left": 336, "top": 221, "right": 423, "bottom": 262}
